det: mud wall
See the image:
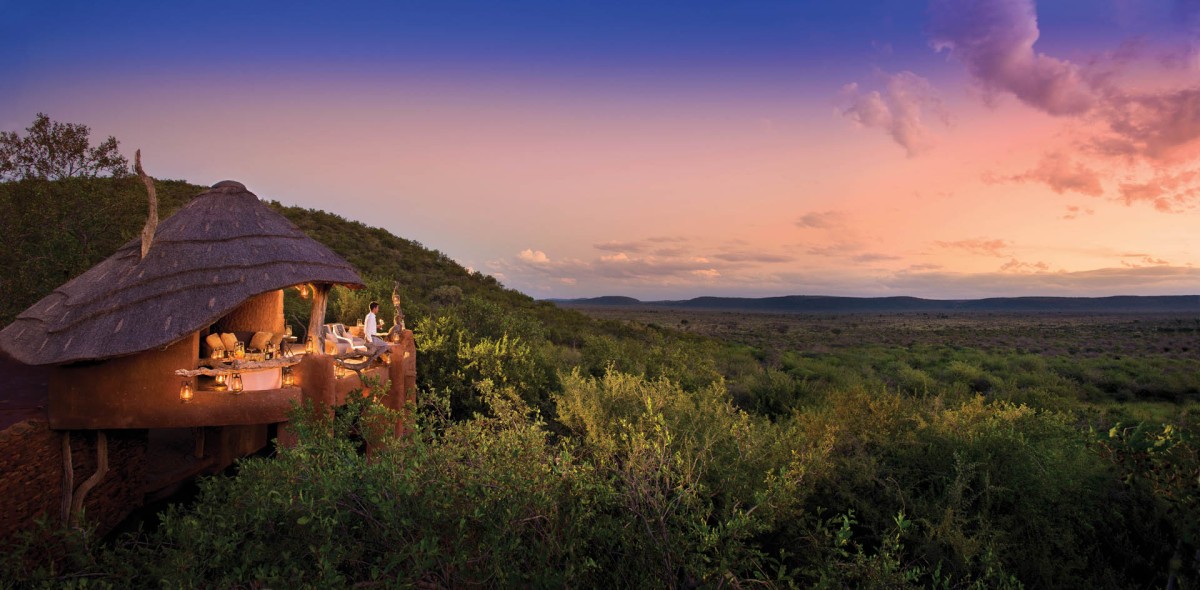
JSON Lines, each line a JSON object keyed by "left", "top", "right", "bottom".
{"left": 0, "top": 420, "right": 146, "bottom": 545}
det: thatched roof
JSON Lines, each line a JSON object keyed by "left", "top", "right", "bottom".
{"left": 0, "top": 181, "right": 364, "bottom": 365}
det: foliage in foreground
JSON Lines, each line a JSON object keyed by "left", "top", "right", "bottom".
{"left": 6, "top": 370, "right": 1196, "bottom": 589}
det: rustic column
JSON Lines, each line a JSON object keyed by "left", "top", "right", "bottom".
{"left": 306, "top": 284, "right": 330, "bottom": 355}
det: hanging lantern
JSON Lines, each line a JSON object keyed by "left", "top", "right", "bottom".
{"left": 283, "top": 367, "right": 295, "bottom": 387}
{"left": 179, "top": 380, "right": 194, "bottom": 403}
{"left": 305, "top": 336, "right": 315, "bottom": 354}
{"left": 213, "top": 373, "right": 227, "bottom": 391}
{"left": 231, "top": 373, "right": 244, "bottom": 394}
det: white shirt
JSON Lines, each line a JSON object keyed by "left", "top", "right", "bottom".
{"left": 365, "top": 311, "right": 379, "bottom": 340}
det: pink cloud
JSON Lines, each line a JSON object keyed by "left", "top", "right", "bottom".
{"left": 928, "top": 0, "right": 1096, "bottom": 115}
{"left": 1004, "top": 152, "right": 1105, "bottom": 196}
{"left": 1000, "top": 258, "right": 1050, "bottom": 273}
{"left": 1061, "top": 205, "right": 1095, "bottom": 220}
{"left": 795, "top": 210, "right": 845, "bottom": 229}
{"left": 935, "top": 238, "right": 1011, "bottom": 257}
{"left": 840, "top": 70, "right": 948, "bottom": 156}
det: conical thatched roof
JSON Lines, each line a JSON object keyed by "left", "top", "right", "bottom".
{"left": 0, "top": 180, "right": 364, "bottom": 365}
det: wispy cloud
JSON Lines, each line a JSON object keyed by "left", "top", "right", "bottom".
{"left": 795, "top": 210, "right": 845, "bottom": 229}
{"left": 999, "top": 258, "right": 1050, "bottom": 273}
{"left": 997, "top": 152, "right": 1105, "bottom": 196}
{"left": 935, "top": 238, "right": 1011, "bottom": 257}
{"left": 839, "top": 70, "right": 949, "bottom": 156}
{"left": 1061, "top": 205, "right": 1095, "bottom": 220}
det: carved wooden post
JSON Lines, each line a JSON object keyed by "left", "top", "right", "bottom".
{"left": 306, "top": 284, "right": 330, "bottom": 355}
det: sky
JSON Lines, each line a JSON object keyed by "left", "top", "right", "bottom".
{"left": 2, "top": 0, "right": 1199, "bottom": 300}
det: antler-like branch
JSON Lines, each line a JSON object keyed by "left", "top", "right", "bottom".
{"left": 135, "top": 149, "right": 158, "bottom": 260}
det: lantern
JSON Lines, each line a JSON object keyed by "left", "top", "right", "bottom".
{"left": 210, "top": 349, "right": 222, "bottom": 360}
{"left": 305, "top": 336, "right": 315, "bottom": 354}
{"left": 214, "top": 373, "right": 227, "bottom": 390}
{"left": 234, "top": 341, "right": 245, "bottom": 359}
{"left": 390, "top": 329, "right": 400, "bottom": 343}
{"left": 179, "top": 380, "right": 194, "bottom": 403}
{"left": 285, "top": 324, "right": 293, "bottom": 337}
{"left": 283, "top": 367, "right": 295, "bottom": 387}
{"left": 265, "top": 342, "right": 275, "bottom": 360}
{"left": 231, "top": 373, "right": 244, "bottom": 394}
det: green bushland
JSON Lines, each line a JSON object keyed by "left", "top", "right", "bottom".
{"left": 2, "top": 177, "right": 1198, "bottom": 588}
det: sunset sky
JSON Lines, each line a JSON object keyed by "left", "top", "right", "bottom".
{"left": 3, "top": 0, "right": 1199, "bottom": 300}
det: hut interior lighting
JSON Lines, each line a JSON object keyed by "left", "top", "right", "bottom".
{"left": 179, "top": 380, "right": 194, "bottom": 403}
{"left": 231, "top": 373, "right": 244, "bottom": 394}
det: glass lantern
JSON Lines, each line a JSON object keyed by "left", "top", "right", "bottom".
{"left": 235, "top": 341, "right": 245, "bottom": 359}
{"left": 179, "top": 380, "right": 194, "bottom": 403}
{"left": 214, "top": 373, "right": 227, "bottom": 390}
{"left": 231, "top": 373, "right": 244, "bottom": 394}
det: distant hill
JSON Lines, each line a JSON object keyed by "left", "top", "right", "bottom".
{"left": 554, "top": 294, "right": 1200, "bottom": 313}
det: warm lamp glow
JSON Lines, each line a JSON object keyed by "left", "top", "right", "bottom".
{"left": 283, "top": 368, "right": 295, "bottom": 387}
{"left": 305, "top": 336, "right": 315, "bottom": 354}
{"left": 234, "top": 341, "right": 245, "bottom": 359}
{"left": 179, "top": 380, "right": 194, "bottom": 403}
{"left": 296, "top": 284, "right": 311, "bottom": 299}
{"left": 285, "top": 324, "right": 293, "bottom": 337}
{"left": 231, "top": 373, "right": 243, "bottom": 394}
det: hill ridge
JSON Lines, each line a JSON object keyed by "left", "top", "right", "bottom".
{"left": 553, "top": 294, "right": 1200, "bottom": 313}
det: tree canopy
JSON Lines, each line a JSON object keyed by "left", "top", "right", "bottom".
{"left": 0, "top": 113, "right": 128, "bottom": 181}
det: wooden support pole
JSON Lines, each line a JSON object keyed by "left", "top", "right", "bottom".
{"left": 69, "top": 431, "right": 109, "bottom": 527}
{"left": 306, "top": 284, "right": 330, "bottom": 355}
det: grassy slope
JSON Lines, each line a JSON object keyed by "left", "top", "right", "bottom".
{"left": 0, "top": 177, "right": 605, "bottom": 343}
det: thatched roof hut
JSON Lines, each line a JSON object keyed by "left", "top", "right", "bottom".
{"left": 0, "top": 180, "right": 363, "bottom": 366}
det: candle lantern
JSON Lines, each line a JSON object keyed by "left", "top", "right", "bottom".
{"left": 283, "top": 367, "right": 295, "bottom": 387}
{"left": 214, "top": 373, "right": 227, "bottom": 391}
{"left": 285, "top": 324, "right": 293, "bottom": 337}
{"left": 265, "top": 342, "right": 275, "bottom": 360}
{"left": 231, "top": 372, "right": 244, "bottom": 394}
{"left": 210, "top": 349, "right": 222, "bottom": 360}
{"left": 179, "top": 380, "right": 194, "bottom": 403}
{"left": 235, "top": 341, "right": 245, "bottom": 359}
{"left": 305, "top": 336, "right": 315, "bottom": 354}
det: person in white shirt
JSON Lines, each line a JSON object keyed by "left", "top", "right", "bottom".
{"left": 364, "top": 301, "right": 387, "bottom": 359}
